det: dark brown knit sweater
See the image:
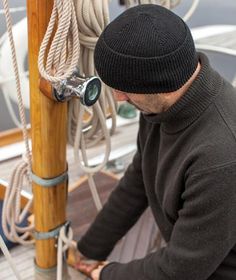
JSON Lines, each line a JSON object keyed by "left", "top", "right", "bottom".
{"left": 77, "top": 53, "right": 236, "bottom": 280}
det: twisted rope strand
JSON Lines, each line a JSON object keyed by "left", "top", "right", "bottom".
{"left": 38, "top": 0, "right": 80, "bottom": 82}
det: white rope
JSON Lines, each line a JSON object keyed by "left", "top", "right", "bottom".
{"left": 2, "top": 157, "right": 34, "bottom": 245}
{"left": 72, "top": 102, "right": 112, "bottom": 210}
{"left": 68, "top": 0, "right": 118, "bottom": 211}
{"left": 57, "top": 225, "right": 74, "bottom": 280}
{"left": 0, "top": 235, "right": 22, "bottom": 280}
{"left": 1, "top": 0, "right": 33, "bottom": 245}
{"left": 74, "top": 103, "right": 111, "bottom": 174}
{"left": 183, "top": 0, "right": 200, "bottom": 22}
{"left": 0, "top": 223, "right": 74, "bottom": 280}
{"left": 38, "top": 0, "right": 80, "bottom": 83}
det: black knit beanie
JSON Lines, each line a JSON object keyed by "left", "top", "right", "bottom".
{"left": 94, "top": 4, "right": 198, "bottom": 93}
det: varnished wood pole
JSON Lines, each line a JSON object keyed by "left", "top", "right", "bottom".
{"left": 27, "top": 0, "right": 67, "bottom": 269}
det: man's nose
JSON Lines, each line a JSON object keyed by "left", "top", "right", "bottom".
{"left": 113, "top": 90, "right": 129, "bottom": 101}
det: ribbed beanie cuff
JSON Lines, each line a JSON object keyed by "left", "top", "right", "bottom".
{"left": 94, "top": 4, "right": 198, "bottom": 93}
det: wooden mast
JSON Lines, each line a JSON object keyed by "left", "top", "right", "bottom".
{"left": 27, "top": 0, "right": 68, "bottom": 269}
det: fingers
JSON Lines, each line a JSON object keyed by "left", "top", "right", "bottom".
{"left": 75, "top": 262, "right": 100, "bottom": 277}
{"left": 73, "top": 248, "right": 108, "bottom": 278}
{"left": 91, "top": 263, "right": 108, "bottom": 280}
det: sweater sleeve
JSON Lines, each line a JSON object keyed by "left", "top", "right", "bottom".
{"left": 77, "top": 132, "right": 148, "bottom": 260}
{"left": 100, "top": 163, "right": 236, "bottom": 280}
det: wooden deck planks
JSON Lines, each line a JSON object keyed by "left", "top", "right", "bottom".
{"left": 67, "top": 172, "right": 159, "bottom": 264}
{"left": 0, "top": 169, "right": 159, "bottom": 279}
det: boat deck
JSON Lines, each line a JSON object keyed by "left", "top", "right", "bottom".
{"left": 0, "top": 118, "right": 160, "bottom": 279}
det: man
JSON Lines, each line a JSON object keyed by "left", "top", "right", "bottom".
{"left": 76, "top": 4, "right": 236, "bottom": 280}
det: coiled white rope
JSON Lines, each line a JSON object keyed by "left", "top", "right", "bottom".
{"left": 1, "top": 0, "right": 34, "bottom": 245}
{"left": 67, "top": 0, "right": 117, "bottom": 210}
{"left": 38, "top": 0, "right": 80, "bottom": 83}
{"left": 2, "top": 158, "right": 34, "bottom": 245}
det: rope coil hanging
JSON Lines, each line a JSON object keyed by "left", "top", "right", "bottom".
{"left": 67, "top": 0, "right": 118, "bottom": 210}
{"left": 38, "top": 0, "right": 80, "bottom": 82}
{"left": 69, "top": 0, "right": 117, "bottom": 169}
{"left": 1, "top": 0, "right": 33, "bottom": 245}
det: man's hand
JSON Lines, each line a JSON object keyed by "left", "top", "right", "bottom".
{"left": 75, "top": 259, "right": 102, "bottom": 277}
{"left": 74, "top": 250, "right": 101, "bottom": 277}
{"left": 91, "top": 262, "right": 109, "bottom": 280}
{"left": 69, "top": 241, "right": 109, "bottom": 278}
{"left": 67, "top": 241, "right": 98, "bottom": 275}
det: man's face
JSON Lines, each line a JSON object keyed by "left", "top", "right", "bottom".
{"left": 112, "top": 89, "right": 169, "bottom": 114}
